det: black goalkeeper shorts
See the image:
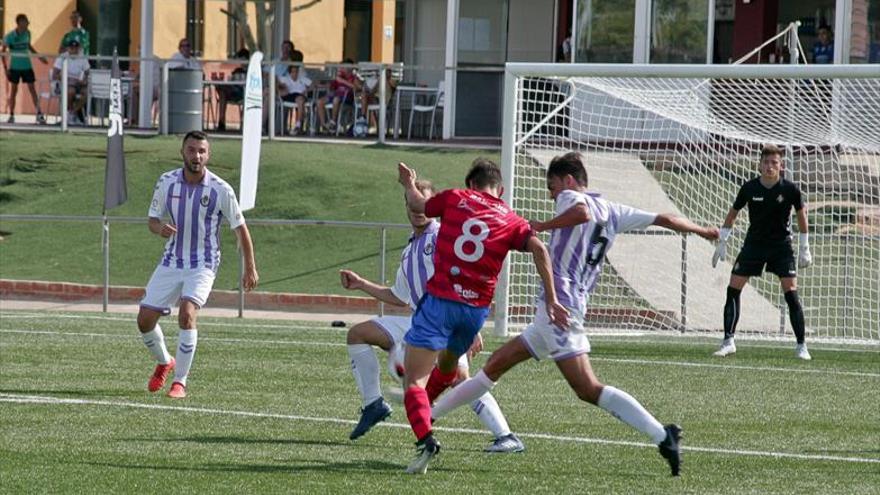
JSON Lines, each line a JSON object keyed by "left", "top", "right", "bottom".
{"left": 732, "top": 241, "right": 796, "bottom": 278}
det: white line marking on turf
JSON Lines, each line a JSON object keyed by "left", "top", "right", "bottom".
{"left": 1, "top": 393, "right": 877, "bottom": 465}
{"left": 0, "top": 312, "right": 345, "bottom": 332}
{"left": 2, "top": 328, "right": 877, "bottom": 378}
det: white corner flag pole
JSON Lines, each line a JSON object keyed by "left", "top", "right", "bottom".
{"left": 239, "top": 51, "right": 264, "bottom": 212}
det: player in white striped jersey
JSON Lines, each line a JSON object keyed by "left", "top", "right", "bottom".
{"left": 340, "top": 180, "right": 524, "bottom": 452}
{"left": 136, "top": 131, "right": 258, "bottom": 399}
{"left": 431, "top": 152, "right": 718, "bottom": 476}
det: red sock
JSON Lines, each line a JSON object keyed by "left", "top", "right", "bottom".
{"left": 425, "top": 366, "right": 458, "bottom": 403}
{"left": 404, "top": 386, "right": 432, "bottom": 441}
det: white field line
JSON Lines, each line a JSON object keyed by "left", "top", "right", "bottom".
{"left": 2, "top": 311, "right": 877, "bottom": 354}
{"left": 1, "top": 328, "right": 878, "bottom": 378}
{"left": 0, "top": 393, "right": 877, "bottom": 465}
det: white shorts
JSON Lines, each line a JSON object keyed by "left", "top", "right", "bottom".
{"left": 373, "top": 315, "right": 469, "bottom": 368}
{"left": 140, "top": 265, "right": 216, "bottom": 315}
{"left": 520, "top": 304, "right": 590, "bottom": 361}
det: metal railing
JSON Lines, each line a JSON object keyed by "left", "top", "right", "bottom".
{"left": 0, "top": 214, "right": 410, "bottom": 317}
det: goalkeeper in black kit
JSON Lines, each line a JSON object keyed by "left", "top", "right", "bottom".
{"left": 711, "top": 144, "right": 813, "bottom": 360}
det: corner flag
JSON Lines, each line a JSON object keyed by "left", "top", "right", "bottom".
{"left": 239, "top": 51, "right": 264, "bottom": 211}
{"left": 103, "top": 50, "right": 127, "bottom": 211}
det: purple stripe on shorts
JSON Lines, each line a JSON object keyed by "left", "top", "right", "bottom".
{"left": 189, "top": 184, "right": 203, "bottom": 268}
{"left": 551, "top": 349, "right": 588, "bottom": 362}
{"left": 174, "top": 183, "right": 187, "bottom": 269}
{"left": 139, "top": 303, "right": 171, "bottom": 316}
{"left": 203, "top": 188, "right": 218, "bottom": 267}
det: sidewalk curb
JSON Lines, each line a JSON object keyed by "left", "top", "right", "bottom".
{"left": 0, "top": 279, "right": 409, "bottom": 315}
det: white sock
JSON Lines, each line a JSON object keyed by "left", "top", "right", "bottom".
{"left": 347, "top": 344, "right": 381, "bottom": 407}
{"left": 141, "top": 324, "right": 172, "bottom": 364}
{"left": 597, "top": 385, "right": 667, "bottom": 444}
{"left": 433, "top": 369, "right": 496, "bottom": 419}
{"left": 173, "top": 329, "right": 198, "bottom": 386}
{"left": 471, "top": 392, "right": 511, "bottom": 438}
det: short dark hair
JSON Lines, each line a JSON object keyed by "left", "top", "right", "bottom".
{"left": 465, "top": 158, "right": 503, "bottom": 189}
{"left": 182, "top": 130, "right": 209, "bottom": 144}
{"left": 291, "top": 50, "right": 304, "bottom": 63}
{"left": 547, "top": 152, "right": 588, "bottom": 186}
{"left": 234, "top": 48, "right": 250, "bottom": 59}
{"left": 761, "top": 144, "right": 785, "bottom": 159}
{"left": 15, "top": 14, "right": 28, "bottom": 24}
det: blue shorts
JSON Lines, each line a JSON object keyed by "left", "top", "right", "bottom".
{"left": 405, "top": 294, "right": 490, "bottom": 356}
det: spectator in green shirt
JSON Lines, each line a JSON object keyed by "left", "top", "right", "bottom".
{"left": 58, "top": 11, "right": 90, "bottom": 56}
{"left": 2, "top": 14, "right": 48, "bottom": 124}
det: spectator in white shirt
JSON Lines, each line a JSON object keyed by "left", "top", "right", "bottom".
{"left": 274, "top": 51, "right": 312, "bottom": 135}
{"left": 168, "top": 38, "right": 202, "bottom": 70}
{"left": 52, "top": 39, "right": 89, "bottom": 124}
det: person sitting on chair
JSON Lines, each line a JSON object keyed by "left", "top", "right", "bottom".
{"left": 276, "top": 51, "right": 312, "bottom": 135}
{"left": 316, "top": 58, "right": 360, "bottom": 134}
{"left": 216, "top": 48, "right": 249, "bottom": 132}
{"left": 52, "top": 39, "right": 90, "bottom": 125}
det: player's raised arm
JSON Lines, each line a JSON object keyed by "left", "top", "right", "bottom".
{"left": 653, "top": 213, "right": 720, "bottom": 240}
{"left": 530, "top": 203, "right": 590, "bottom": 232}
{"left": 525, "top": 235, "right": 570, "bottom": 328}
{"left": 339, "top": 269, "right": 407, "bottom": 306}
{"left": 398, "top": 162, "right": 427, "bottom": 214}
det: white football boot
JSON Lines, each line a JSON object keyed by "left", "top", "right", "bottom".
{"left": 713, "top": 338, "right": 736, "bottom": 357}
{"left": 795, "top": 344, "right": 812, "bottom": 360}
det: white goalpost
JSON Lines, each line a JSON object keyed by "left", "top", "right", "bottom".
{"left": 494, "top": 63, "right": 880, "bottom": 344}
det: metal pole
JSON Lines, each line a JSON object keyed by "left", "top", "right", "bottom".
{"left": 102, "top": 216, "right": 110, "bottom": 312}
{"left": 680, "top": 233, "right": 687, "bottom": 332}
{"left": 61, "top": 57, "right": 69, "bottom": 131}
{"left": 238, "top": 251, "right": 245, "bottom": 318}
{"left": 160, "top": 62, "right": 169, "bottom": 135}
{"left": 378, "top": 227, "right": 387, "bottom": 317}
{"left": 268, "top": 64, "right": 276, "bottom": 140}
{"left": 378, "top": 63, "right": 387, "bottom": 144}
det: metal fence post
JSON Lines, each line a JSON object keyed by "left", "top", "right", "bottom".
{"left": 102, "top": 216, "right": 110, "bottom": 312}
{"left": 268, "top": 64, "right": 276, "bottom": 140}
{"left": 378, "top": 64, "right": 386, "bottom": 144}
{"left": 160, "top": 62, "right": 169, "bottom": 135}
{"left": 680, "top": 233, "right": 687, "bottom": 332}
{"left": 61, "top": 57, "right": 69, "bottom": 131}
{"left": 378, "top": 227, "right": 387, "bottom": 317}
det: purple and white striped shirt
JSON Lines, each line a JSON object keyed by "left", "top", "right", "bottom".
{"left": 148, "top": 168, "right": 244, "bottom": 270}
{"left": 541, "top": 190, "right": 656, "bottom": 315}
{"left": 391, "top": 220, "right": 439, "bottom": 310}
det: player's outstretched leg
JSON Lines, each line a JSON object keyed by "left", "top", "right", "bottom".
{"left": 657, "top": 424, "right": 683, "bottom": 476}
{"left": 137, "top": 309, "right": 174, "bottom": 392}
{"left": 350, "top": 397, "right": 393, "bottom": 440}
{"left": 347, "top": 322, "right": 395, "bottom": 440}
{"left": 470, "top": 394, "right": 524, "bottom": 453}
{"left": 405, "top": 433, "right": 441, "bottom": 474}
{"left": 404, "top": 385, "right": 441, "bottom": 474}
{"left": 784, "top": 289, "right": 811, "bottom": 360}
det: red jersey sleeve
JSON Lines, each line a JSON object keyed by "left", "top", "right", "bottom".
{"left": 424, "top": 189, "right": 455, "bottom": 218}
{"left": 509, "top": 214, "right": 534, "bottom": 251}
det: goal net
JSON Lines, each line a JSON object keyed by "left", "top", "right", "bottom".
{"left": 495, "top": 64, "right": 880, "bottom": 344}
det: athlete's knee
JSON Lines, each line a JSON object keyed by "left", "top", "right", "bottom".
{"left": 575, "top": 380, "right": 604, "bottom": 404}
{"left": 136, "top": 310, "right": 159, "bottom": 333}
{"left": 346, "top": 322, "right": 370, "bottom": 345}
{"left": 178, "top": 304, "right": 198, "bottom": 329}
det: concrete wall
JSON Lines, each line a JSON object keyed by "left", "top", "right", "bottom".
{"left": 291, "top": 1, "right": 344, "bottom": 63}
{"left": 3, "top": 0, "right": 74, "bottom": 53}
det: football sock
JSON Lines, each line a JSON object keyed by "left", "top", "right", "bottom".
{"left": 432, "top": 370, "right": 496, "bottom": 419}
{"left": 471, "top": 392, "right": 511, "bottom": 438}
{"left": 404, "top": 386, "right": 433, "bottom": 441}
{"left": 784, "top": 290, "right": 806, "bottom": 344}
{"left": 425, "top": 366, "right": 458, "bottom": 403}
{"left": 723, "top": 286, "right": 742, "bottom": 340}
{"left": 347, "top": 344, "right": 382, "bottom": 406}
{"left": 597, "top": 385, "right": 667, "bottom": 444}
{"left": 173, "top": 329, "right": 198, "bottom": 386}
{"left": 141, "top": 324, "right": 172, "bottom": 364}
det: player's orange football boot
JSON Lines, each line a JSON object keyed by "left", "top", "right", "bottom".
{"left": 167, "top": 381, "right": 187, "bottom": 399}
{"left": 147, "top": 358, "right": 175, "bottom": 392}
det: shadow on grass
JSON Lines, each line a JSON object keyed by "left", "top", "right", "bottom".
{"left": 123, "top": 435, "right": 352, "bottom": 449}
{"left": 81, "top": 458, "right": 403, "bottom": 474}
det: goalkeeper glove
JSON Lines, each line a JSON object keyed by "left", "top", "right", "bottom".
{"left": 798, "top": 233, "right": 812, "bottom": 269}
{"left": 712, "top": 228, "right": 731, "bottom": 268}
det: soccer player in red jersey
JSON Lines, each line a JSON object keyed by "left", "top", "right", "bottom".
{"left": 396, "top": 158, "right": 569, "bottom": 474}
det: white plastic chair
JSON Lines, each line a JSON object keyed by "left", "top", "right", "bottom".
{"left": 407, "top": 80, "right": 444, "bottom": 140}
{"left": 86, "top": 69, "right": 111, "bottom": 126}
{"left": 38, "top": 79, "right": 62, "bottom": 123}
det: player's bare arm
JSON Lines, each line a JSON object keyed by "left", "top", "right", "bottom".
{"left": 653, "top": 213, "right": 720, "bottom": 241}
{"left": 28, "top": 43, "right": 47, "bottom": 64}
{"left": 530, "top": 204, "right": 591, "bottom": 232}
{"left": 234, "top": 225, "right": 259, "bottom": 291}
{"left": 525, "top": 236, "right": 570, "bottom": 327}
{"left": 397, "top": 162, "right": 427, "bottom": 213}
{"left": 339, "top": 269, "right": 407, "bottom": 306}
{"left": 148, "top": 217, "right": 176, "bottom": 238}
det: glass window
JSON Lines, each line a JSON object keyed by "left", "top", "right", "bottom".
{"left": 458, "top": 0, "right": 509, "bottom": 65}
{"left": 849, "top": 0, "right": 880, "bottom": 63}
{"left": 650, "top": 0, "right": 709, "bottom": 63}
{"left": 576, "top": 0, "right": 635, "bottom": 63}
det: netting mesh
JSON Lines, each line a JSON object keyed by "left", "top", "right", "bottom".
{"left": 502, "top": 72, "right": 880, "bottom": 343}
